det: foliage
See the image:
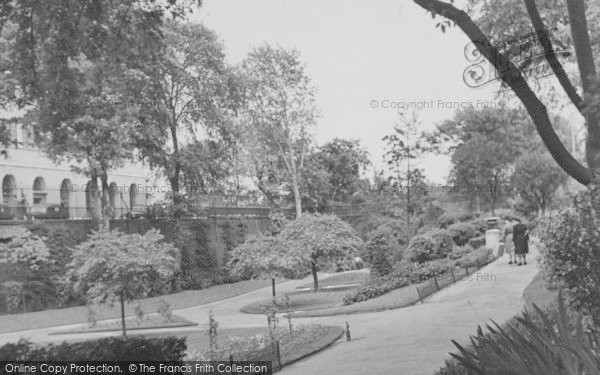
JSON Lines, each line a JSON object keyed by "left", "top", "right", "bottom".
{"left": 383, "top": 111, "right": 431, "bottom": 220}
{"left": 437, "top": 107, "right": 535, "bottom": 213}
{"left": 241, "top": 44, "right": 318, "bottom": 216}
{"left": 442, "top": 293, "right": 600, "bottom": 375}
{"left": 299, "top": 138, "right": 371, "bottom": 212}
{"left": 364, "top": 227, "right": 401, "bottom": 278}
{"left": 406, "top": 234, "right": 437, "bottom": 264}
{"left": 428, "top": 229, "right": 454, "bottom": 258}
{"left": 436, "top": 213, "right": 458, "bottom": 228}
{"left": 272, "top": 214, "right": 365, "bottom": 290}
{"left": 0, "top": 1, "right": 199, "bottom": 224}
{"left": 455, "top": 247, "right": 493, "bottom": 269}
{"left": 468, "top": 235, "right": 486, "bottom": 249}
{"left": 0, "top": 336, "right": 186, "bottom": 361}
{"left": 469, "top": 218, "right": 489, "bottom": 235}
{"left": 226, "top": 235, "right": 304, "bottom": 280}
{"left": 157, "top": 300, "right": 173, "bottom": 322}
{"left": 0, "top": 225, "right": 55, "bottom": 312}
{"left": 447, "top": 222, "right": 477, "bottom": 246}
{"left": 537, "top": 184, "right": 600, "bottom": 326}
{"left": 67, "top": 229, "right": 178, "bottom": 335}
{"left": 342, "top": 276, "right": 410, "bottom": 305}
{"left": 172, "top": 220, "right": 217, "bottom": 289}
{"left": 267, "top": 212, "right": 289, "bottom": 236}
{"left": 512, "top": 151, "right": 568, "bottom": 216}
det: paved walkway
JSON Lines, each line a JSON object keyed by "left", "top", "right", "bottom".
{"left": 0, "top": 251, "right": 538, "bottom": 375}
{"left": 281, "top": 250, "right": 539, "bottom": 375}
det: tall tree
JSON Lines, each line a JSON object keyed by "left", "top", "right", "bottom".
{"left": 436, "top": 107, "right": 533, "bottom": 214}
{"left": 0, "top": 0, "right": 200, "bottom": 227}
{"left": 241, "top": 44, "right": 319, "bottom": 218}
{"left": 512, "top": 151, "right": 568, "bottom": 216}
{"left": 299, "top": 138, "right": 371, "bottom": 213}
{"left": 383, "top": 111, "right": 429, "bottom": 230}
{"left": 412, "top": 0, "right": 599, "bottom": 184}
{"left": 131, "top": 20, "right": 238, "bottom": 215}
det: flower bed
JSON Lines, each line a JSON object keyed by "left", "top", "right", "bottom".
{"left": 50, "top": 313, "right": 196, "bottom": 334}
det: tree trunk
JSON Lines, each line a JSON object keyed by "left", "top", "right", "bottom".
{"left": 100, "top": 170, "right": 110, "bottom": 231}
{"left": 566, "top": 0, "right": 600, "bottom": 172}
{"left": 311, "top": 261, "right": 319, "bottom": 292}
{"left": 292, "top": 174, "right": 302, "bottom": 218}
{"left": 120, "top": 290, "right": 126, "bottom": 337}
{"left": 169, "top": 174, "right": 182, "bottom": 219}
{"left": 412, "top": 0, "right": 592, "bottom": 185}
{"left": 90, "top": 174, "right": 101, "bottom": 231}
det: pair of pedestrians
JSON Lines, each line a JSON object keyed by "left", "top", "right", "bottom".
{"left": 501, "top": 219, "right": 529, "bottom": 266}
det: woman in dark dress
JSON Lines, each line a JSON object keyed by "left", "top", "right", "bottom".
{"left": 512, "top": 220, "right": 529, "bottom": 266}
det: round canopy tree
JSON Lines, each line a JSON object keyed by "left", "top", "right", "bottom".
{"left": 67, "top": 229, "right": 178, "bottom": 336}
{"left": 273, "top": 214, "right": 364, "bottom": 291}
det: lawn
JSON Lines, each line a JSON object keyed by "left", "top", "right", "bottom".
{"left": 240, "top": 289, "right": 352, "bottom": 314}
{"left": 296, "top": 271, "right": 370, "bottom": 290}
{"left": 50, "top": 313, "right": 197, "bottom": 335}
{"left": 0, "top": 279, "right": 273, "bottom": 334}
{"left": 241, "top": 271, "right": 370, "bottom": 314}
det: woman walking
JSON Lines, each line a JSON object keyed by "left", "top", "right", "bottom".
{"left": 501, "top": 220, "right": 515, "bottom": 264}
{"left": 512, "top": 219, "right": 529, "bottom": 266}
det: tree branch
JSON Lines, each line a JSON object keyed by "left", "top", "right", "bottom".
{"left": 413, "top": 0, "right": 592, "bottom": 185}
{"left": 523, "top": 0, "right": 584, "bottom": 113}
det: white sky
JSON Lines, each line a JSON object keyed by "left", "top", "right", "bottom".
{"left": 192, "top": 0, "right": 501, "bottom": 183}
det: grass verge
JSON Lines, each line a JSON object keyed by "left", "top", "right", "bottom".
{"left": 49, "top": 314, "right": 197, "bottom": 335}
{"left": 296, "top": 271, "right": 369, "bottom": 290}
{"left": 0, "top": 279, "right": 273, "bottom": 334}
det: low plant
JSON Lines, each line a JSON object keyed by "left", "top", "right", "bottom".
{"left": 536, "top": 183, "right": 600, "bottom": 327}
{"left": 0, "top": 336, "right": 186, "bottom": 361}
{"left": 157, "top": 299, "right": 173, "bottom": 322}
{"left": 447, "top": 222, "right": 476, "bottom": 246}
{"left": 440, "top": 293, "right": 600, "bottom": 375}
{"left": 406, "top": 235, "right": 436, "bottom": 264}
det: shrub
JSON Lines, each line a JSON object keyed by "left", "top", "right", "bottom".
{"left": 468, "top": 235, "right": 485, "bottom": 249}
{"left": 0, "top": 336, "right": 186, "bottom": 361}
{"left": 455, "top": 247, "right": 493, "bottom": 269}
{"left": 537, "top": 185, "right": 600, "bottom": 326}
{"left": 437, "top": 213, "right": 458, "bottom": 228}
{"left": 447, "top": 245, "right": 475, "bottom": 261}
{"left": 428, "top": 229, "right": 454, "bottom": 259}
{"left": 447, "top": 222, "right": 476, "bottom": 246}
{"left": 469, "top": 218, "right": 488, "bottom": 235}
{"left": 364, "top": 227, "right": 398, "bottom": 277}
{"left": 342, "top": 276, "right": 410, "bottom": 305}
{"left": 406, "top": 235, "right": 436, "bottom": 263}
{"left": 173, "top": 221, "right": 218, "bottom": 289}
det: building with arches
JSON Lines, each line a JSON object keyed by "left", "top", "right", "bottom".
{"left": 0, "top": 123, "right": 151, "bottom": 220}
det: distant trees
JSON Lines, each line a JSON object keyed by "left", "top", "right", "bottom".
{"left": 435, "top": 107, "right": 533, "bottom": 214}
{"left": 299, "top": 138, "right": 371, "bottom": 212}
{"left": 512, "top": 151, "right": 568, "bottom": 216}
{"left": 383, "top": 112, "right": 430, "bottom": 228}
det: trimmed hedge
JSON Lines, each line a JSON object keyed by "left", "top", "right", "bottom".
{"left": 0, "top": 336, "right": 186, "bottom": 361}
